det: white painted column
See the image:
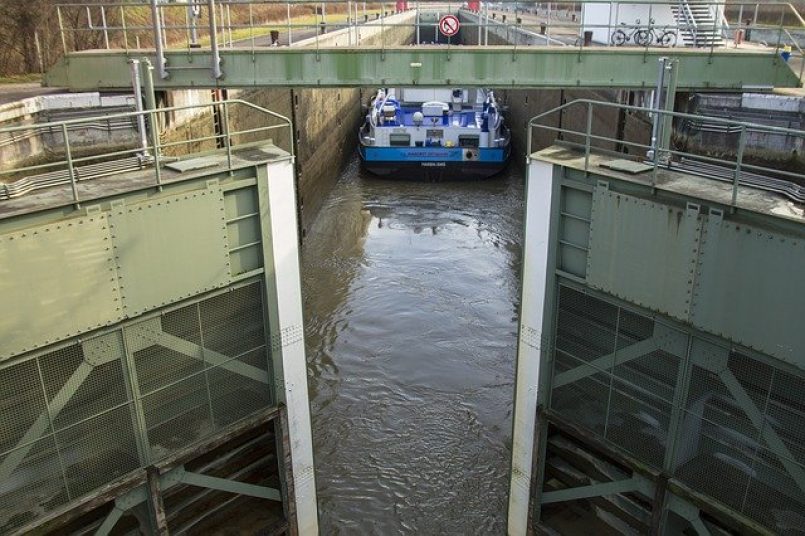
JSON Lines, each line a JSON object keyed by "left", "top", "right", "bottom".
{"left": 262, "top": 159, "right": 320, "bottom": 535}
{"left": 507, "top": 159, "right": 555, "bottom": 536}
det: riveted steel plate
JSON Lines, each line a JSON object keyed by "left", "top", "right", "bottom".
{"left": 691, "top": 217, "right": 805, "bottom": 368}
{"left": 0, "top": 214, "right": 122, "bottom": 360}
{"left": 108, "top": 183, "right": 231, "bottom": 317}
{"left": 586, "top": 188, "right": 701, "bottom": 322}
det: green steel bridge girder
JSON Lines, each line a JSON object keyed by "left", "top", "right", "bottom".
{"left": 45, "top": 46, "right": 802, "bottom": 91}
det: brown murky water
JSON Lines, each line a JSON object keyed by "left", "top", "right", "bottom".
{"left": 301, "top": 155, "right": 525, "bottom": 534}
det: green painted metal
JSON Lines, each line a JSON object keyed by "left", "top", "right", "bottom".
{"left": 585, "top": 184, "right": 805, "bottom": 368}
{"left": 180, "top": 469, "right": 282, "bottom": 501}
{"left": 691, "top": 213, "right": 805, "bottom": 367}
{"left": 0, "top": 136, "right": 301, "bottom": 533}
{"left": 44, "top": 47, "right": 801, "bottom": 90}
{"left": 586, "top": 186, "right": 702, "bottom": 322}
{"left": 519, "top": 151, "right": 805, "bottom": 535}
{"left": 109, "top": 182, "right": 231, "bottom": 317}
{"left": 541, "top": 475, "right": 652, "bottom": 505}
{"left": 0, "top": 214, "right": 122, "bottom": 360}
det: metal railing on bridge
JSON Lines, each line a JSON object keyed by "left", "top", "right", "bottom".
{"left": 527, "top": 98, "right": 805, "bottom": 207}
{"left": 52, "top": 1, "right": 804, "bottom": 79}
{"left": 0, "top": 99, "right": 293, "bottom": 207}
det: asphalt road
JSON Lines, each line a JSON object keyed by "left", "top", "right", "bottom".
{"left": 0, "top": 84, "right": 62, "bottom": 106}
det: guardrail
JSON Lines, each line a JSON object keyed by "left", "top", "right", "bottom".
{"left": 0, "top": 99, "right": 293, "bottom": 206}
{"left": 49, "top": 1, "right": 804, "bottom": 82}
{"left": 527, "top": 99, "right": 805, "bottom": 207}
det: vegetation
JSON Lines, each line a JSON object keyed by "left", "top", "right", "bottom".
{"left": 0, "top": 1, "right": 382, "bottom": 78}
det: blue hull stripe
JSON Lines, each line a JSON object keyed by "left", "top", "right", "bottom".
{"left": 360, "top": 146, "right": 508, "bottom": 163}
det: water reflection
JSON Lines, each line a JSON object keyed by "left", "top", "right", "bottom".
{"left": 301, "top": 156, "right": 524, "bottom": 534}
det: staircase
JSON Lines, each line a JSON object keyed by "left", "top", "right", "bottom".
{"left": 671, "top": 0, "right": 726, "bottom": 48}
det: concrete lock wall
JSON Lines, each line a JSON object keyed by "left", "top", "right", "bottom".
{"left": 502, "top": 89, "right": 653, "bottom": 164}
{"left": 0, "top": 93, "right": 138, "bottom": 173}
{"left": 459, "top": 11, "right": 554, "bottom": 46}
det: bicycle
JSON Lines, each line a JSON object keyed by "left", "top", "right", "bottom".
{"left": 610, "top": 19, "right": 654, "bottom": 46}
{"left": 611, "top": 19, "right": 677, "bottom": 47}
{"left": 655, "top": 27, "right": 678, "bottom": 47}
{"left": 640, "top": 19, "right": 679, "bottom": 47}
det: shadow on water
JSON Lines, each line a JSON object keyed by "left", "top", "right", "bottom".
{"left": 301, "top": 155, "right": 525, "bottom": 535}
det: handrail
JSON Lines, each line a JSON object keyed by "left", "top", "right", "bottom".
{"left": 527, "top": 99, "right": 805, "bottom": 207}
{"left": 1, "top": 99, "right": 294, "bottom": 205}
{"left": 51, "top": 0, "right": 805, "bottom": 56}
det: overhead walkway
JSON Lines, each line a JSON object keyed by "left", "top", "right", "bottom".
{"left": 45, "top": 45, "right": 801, "bottom": 90}
{"left": 43, "top": 0, "right": 803, "bottom": 91}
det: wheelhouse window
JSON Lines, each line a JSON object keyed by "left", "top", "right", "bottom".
{"left": 389, "top": 134, "right": 411, "bottom": 147}
{"left": 459, "top": 135, "right": 480, "bottom": 148}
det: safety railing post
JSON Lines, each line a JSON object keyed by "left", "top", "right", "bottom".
{"left": 129, "top": 59, "right": 150, "bottom": 158}
{"left": 650, "top": 57, "right": 667, "bottom": 160}
{"left": 100, "top": 6, "right": 110, "bottom": 49}
{"left": 776, "top": 10, "right": 784, "bottom": 55}
{"left": 151, "top": 0, "right": 169, "bottom": 79}
{"left": 476, "top": 1, "right": 481, "bottom": 44}
{"left": 249, "top": 3, "right": 255, "bottom": 54}
{"left": 226, "top": 4, "right": 234, "bottom": 48}
{"left": 208, "top": 0, "right": 223, "bottom": 78}
{"left": 732, "top": 125, "right": 747, "bottom": 207}
{"left": 484, "top": 0, "right": 489, "bottom": 45}
{"left": 57, "top": 6, "right": 68, "bottom": 54}
{"left": 526, "top": 120, "right": 533, "bottom": 164}
{"left": 584, "top": 101, "right": 593, "bottom": 171}
{"left": 62, "top": 124, "right": 80, "bottom": 208}
{"left": 142, "top": 60, "right": 163, "bottom": 191}
{"left": 121, "top": 6, "right": 129, "bottom": 51}
{"left": 660, "top": 59, "right": 679, "bottom": 163}
{"left": 149, "top": 110, "right": 163, "bottom": 190}
{"left": 223, "top": 101, "right": 233, "bottom": 174}
{"left": 287, "top": 2, "right": 292, "bottom": 46}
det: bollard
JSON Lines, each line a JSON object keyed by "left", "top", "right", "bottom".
{"left": 584, "top": 30, "right": 593, "bottom": 46}
{"left": 502, "top": 14, "right": 506, "bottom": 22}
{"left": 540, "top": 23, "right": 546, "bottom": 34}
{"left": 320, "top": 21, "right": 326, "bottom": 34}
{"left": 516, "top": 17, "right": 522, "bottom": 24}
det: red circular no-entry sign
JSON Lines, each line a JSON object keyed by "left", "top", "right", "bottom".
{"left": 439, "top": 14, "right": 460, "bottom": 37}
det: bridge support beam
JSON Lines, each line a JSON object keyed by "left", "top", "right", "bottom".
{"left": 45, "top": 47, "right": 801, "bottom": 91}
